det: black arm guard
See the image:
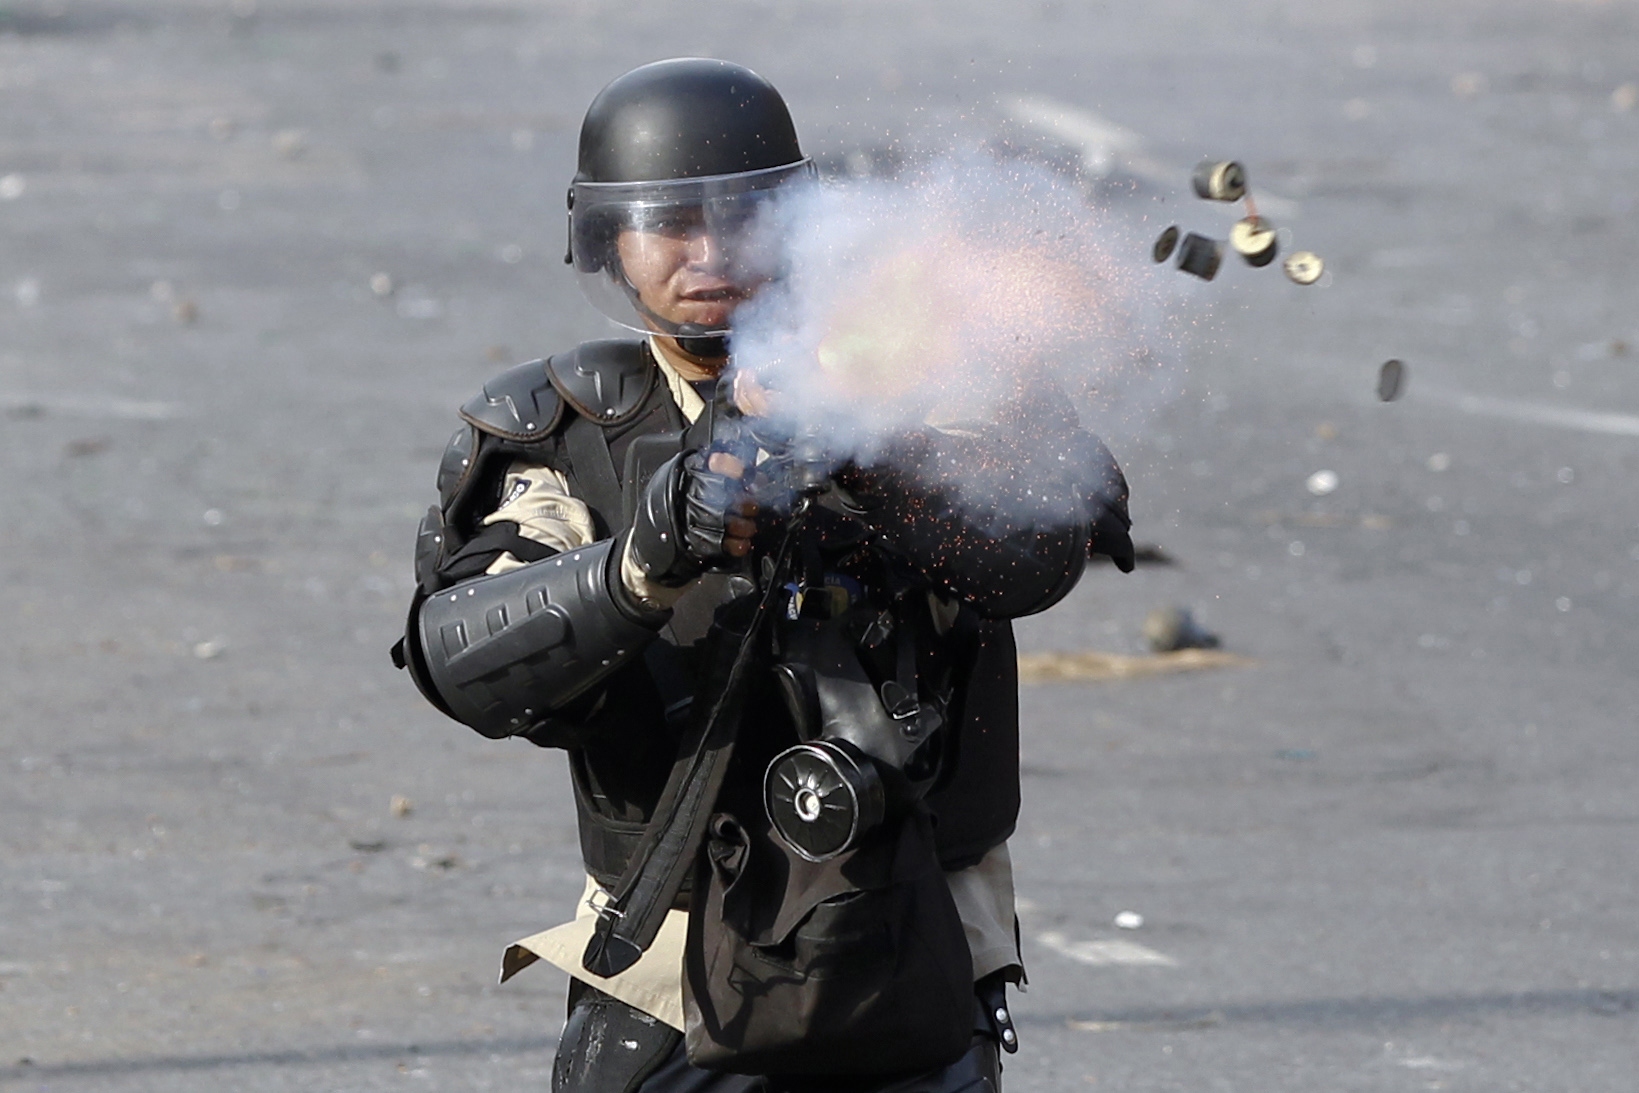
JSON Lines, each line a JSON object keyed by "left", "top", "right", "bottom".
{"left": 409, "top": 538, "right": 668, "bottom": 739}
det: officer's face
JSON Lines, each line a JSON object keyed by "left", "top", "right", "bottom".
{"left": 617, "top": 207, "right": 753, "bottom": 331}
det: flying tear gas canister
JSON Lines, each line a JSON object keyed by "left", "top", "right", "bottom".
{"left": 1229, "top": 217, "right": 1279, "bottom": 267}
{"left": 1152, "top": 225, "right": 1180, "bottom": 263}
{"left": 1175, "top": 232, "right": 1223, "bottom": 281}
{"left": 1283, "top": 250, "right": 1324, "bottom": 285}
{"left": 1191, "top": 159, "right": 1247, "bottom": 202}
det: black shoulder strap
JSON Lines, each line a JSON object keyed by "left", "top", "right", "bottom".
{"left": 581, "top": 521, "right": 802, "bottom": 978}
{"left": 564, "top": 415, "right": 625, "bottom": 538}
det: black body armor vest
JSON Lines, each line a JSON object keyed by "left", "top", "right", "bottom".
{"left": 420, "top": 340, "right": 1021, "bottom": 885}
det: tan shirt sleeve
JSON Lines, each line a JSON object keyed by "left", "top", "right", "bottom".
{"left": 499, "top": 841, "right": 1020, "bottom": 1030}
{"left": 478, "top": 459, "right": 691, "bottom": 614}
{"left": 480, "top": 463, "right": 596, "bottom": 575}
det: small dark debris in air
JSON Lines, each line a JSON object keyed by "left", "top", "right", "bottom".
{"left": 1377, "top": 359, "right": 1408, "bottom": 402}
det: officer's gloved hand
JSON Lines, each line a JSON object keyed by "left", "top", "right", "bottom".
{"left": 628, "top": 448, "right": 758, "bottom": 588}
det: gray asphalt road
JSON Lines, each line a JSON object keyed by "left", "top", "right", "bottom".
{"left": 1, "top": 2, "right": 1635, "bottom": 1090}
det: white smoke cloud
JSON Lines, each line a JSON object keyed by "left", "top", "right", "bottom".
{"left": 728, "top": 151, "right": 1185, "bottom": 525}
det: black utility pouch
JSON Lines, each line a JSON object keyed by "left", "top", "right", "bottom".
{"left": 682, "top": 805, "right": 974, "bottom": 1077}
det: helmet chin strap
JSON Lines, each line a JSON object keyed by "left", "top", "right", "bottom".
{"left": 673, "top": 323, "right": 729, "bottom": 361}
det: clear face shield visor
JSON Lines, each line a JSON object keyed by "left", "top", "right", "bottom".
{"left": 569, "top": 160, "right": 816, "bottom": 338}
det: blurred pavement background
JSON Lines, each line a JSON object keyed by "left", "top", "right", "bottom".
{"left": 1, "top": 1, "right": 1636, "bottom": 1089}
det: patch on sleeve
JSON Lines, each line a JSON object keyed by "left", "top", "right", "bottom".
{"left": 499, "top": 477, "right": 532, "bottom": 508}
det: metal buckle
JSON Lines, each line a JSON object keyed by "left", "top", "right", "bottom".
{"left": 585, "top": 888, "right": 625, "bottom": 920}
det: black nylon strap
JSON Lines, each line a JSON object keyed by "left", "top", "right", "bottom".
{"left": 565, "top": 413, "right": 626, "bottom": 536}
{"left": 581, "top": 516, "right": 803, "bottom": 977}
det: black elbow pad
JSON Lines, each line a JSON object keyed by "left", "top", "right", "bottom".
{"left": 407, "top": 538, "right": 666, "bottom": 738}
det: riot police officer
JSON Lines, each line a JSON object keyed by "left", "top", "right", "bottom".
{"left": 394, "top": 58, "right": 1134, "bottom": 1093}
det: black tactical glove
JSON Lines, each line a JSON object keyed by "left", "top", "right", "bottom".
{"left": 627, "top": 448, "right": 757, "bottom": 588}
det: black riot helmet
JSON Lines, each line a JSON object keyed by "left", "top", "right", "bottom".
{"left": 567, "top": 59, "right": 815, "bottom": 347}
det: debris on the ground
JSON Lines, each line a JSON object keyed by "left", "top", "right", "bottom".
{"left": 272, "top": 128, "right": 308, "bottom": 160}
{"left": 173, "top": 298, "right": 199, "bottom": 324}
{"left": 1093, "top": 542, "right": 1171, "bottom": 567}
{"left": 1067, "top": 1011, "right": 1223, "bottom": 1033}
{"left": 1017, "top": 648, "right": 1251, "bottom": 684}
{"left": 1305, "top": 469, "right": 1339, "bottom": 496}
{"left": 192, "top": 639, "right": 225, "bottom": 660}
{"left": 1040, "top": 931, "right": 1178, "bottom": 968}
{"left": 1143, "top": 606, "right": 1220, "bottom": 653}
{"left": 389, "top": 794, "right": 414, "bottom": 818}
{"left": 410, "top": 845, "right": 460, "bottom": 871}
{"left": 370, "top": 272, "right": 394, "bottom": 297}
{"left": 1113, "top": 911, "right": 1144, "bottom": 930}
{"left": 64, "top": 437, "right": 111, "bottom": 458}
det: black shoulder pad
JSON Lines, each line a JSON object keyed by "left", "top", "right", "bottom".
{"left": 459, "top": 359, "right": 564, "bottom": 441}
{"left": 545, "top": 339, "right": 656, "bottom": 426}
{"left": 435, "top": 425, "right": 478, "bottom": 510}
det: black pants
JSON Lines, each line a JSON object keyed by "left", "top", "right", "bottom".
{"left": 552, "top": 984, "right": 1002, "bottom": 1093}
